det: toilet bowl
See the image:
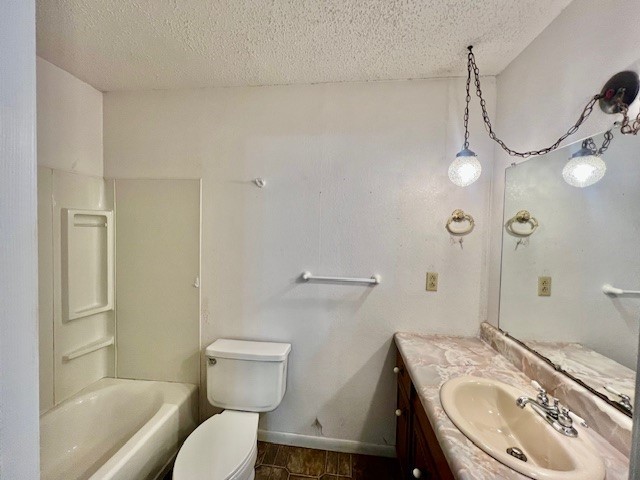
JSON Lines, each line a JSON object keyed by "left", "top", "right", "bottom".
{"left": 173, "top": 411, "right": 258, "bottom": 480}
{"left": 173, "top": 339, "right": 291, "bottom": 480}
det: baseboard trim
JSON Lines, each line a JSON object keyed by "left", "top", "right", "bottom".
{"left": 257, "top": 430, "right": 396, "bottom": 458}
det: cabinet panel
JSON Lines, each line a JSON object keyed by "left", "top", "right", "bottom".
{"left": 396, "top": 382, "right": 411, "bottom": 473}
{"left": 395, "top": 351, "right": 412, "bottom": 400}
{"left": 396, "top": 349, "right": 454, "bottom": 480}
{"left": 411, "top": 418, "right": 436, "bottom": 479}
{"left": 412, "top": 394, "right": 454, "bottom": 480}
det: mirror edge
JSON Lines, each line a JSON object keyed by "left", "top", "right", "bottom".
{"left": 498, "top": 326, "right": 633, "bottom": 417}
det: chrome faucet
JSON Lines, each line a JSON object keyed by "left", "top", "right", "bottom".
{"left": 516, "top": 381, "right": 583, "bottom": 437}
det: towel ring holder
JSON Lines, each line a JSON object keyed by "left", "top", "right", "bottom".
{"left": 505, "top": 210, "right": 539, "bottom": 237}
{"left": 446, "top": 209, "right": 475, "bottom": 236}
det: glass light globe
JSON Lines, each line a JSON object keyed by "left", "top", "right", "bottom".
{"left": 562, "top": 148, "right": 606, "bottom": 188}
{"left": 449, "top": 148, "right": 482, "bottom": 187}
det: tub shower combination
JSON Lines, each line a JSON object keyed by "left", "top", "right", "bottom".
{"left": 40, "top": 378, "right": 197, "bottom": 480}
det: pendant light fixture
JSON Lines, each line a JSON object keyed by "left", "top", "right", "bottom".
{"left": 562, "top": 148, "right": 606, "bottom": 188}
{"left": 562, "top": 131, "right": 612, "bottom": 188}
{"left": 449, "top": 48, "right": 481, "bottom": 187}
{"left": 450, "top": 47, "right": 640, "bottom": 187}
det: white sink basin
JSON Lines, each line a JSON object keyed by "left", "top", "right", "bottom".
{"left": 440, "top": 376, "right": 605, "bottom": 480}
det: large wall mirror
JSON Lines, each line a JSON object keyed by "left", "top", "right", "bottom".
{"left": 499, "top": 130, "right": 639, "bottom": 417}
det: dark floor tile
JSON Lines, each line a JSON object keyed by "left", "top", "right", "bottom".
{"left": 326, "top": 451, "right": 339, "bottom": 474}
{"left": 286, "top": 446, "right": 327, "bottom": 476}
{"left": 352, "top": 454, "right": 401, "bottom": 480}
{"left": 320, "top": 476, "right": 342, "bottom": 480}
{"left": 337, "top": 452, "right": 351, "bottom": 476}
{"left": 257, "top": 441, "right": 268, "bottom": 465}
{"left": 273, "top": 444, "right": 293, "bottom": 467}
{"left": 263, "top": 443, "right": 280, "bottom": 465}
{"left": 255, "top": 465, "right": 274, "bottom": 480}
{"left": 269, "top": 466, "right": 289, "bottom": 480}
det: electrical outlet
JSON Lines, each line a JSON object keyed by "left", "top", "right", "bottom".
{"left": 426, "top": 272, "right": 438, "bottom": 292}
{"left": 538, "top": 276, "right": 552, "bottom": 296}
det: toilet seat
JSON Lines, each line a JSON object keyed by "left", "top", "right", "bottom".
{"left": 173, "top": 410, "right": 259, "bottom": 480}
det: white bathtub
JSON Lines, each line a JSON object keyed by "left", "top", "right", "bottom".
{"left": 40, "top": 378, "right": 198, "bottom": 480}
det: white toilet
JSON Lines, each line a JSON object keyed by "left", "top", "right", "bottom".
{"left": 173, "top": 339, "right": 291, "bottom": 480}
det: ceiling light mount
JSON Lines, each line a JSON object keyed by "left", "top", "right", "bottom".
{"left": 599, "top": 71, "right": 640, "bottom": 114}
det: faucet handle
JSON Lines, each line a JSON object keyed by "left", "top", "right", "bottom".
{"left": 531, "top": 380, "right": 545, "bottom": 393}
{"left": 560, "top": 406, "right": 589, "bottom": 429}
{"left": 531, "top": 380, "right": 549, "bottom": 405}
{"left": 557, "top": 407, "right": 573, "bottom": 428}
{"left": 567, "top": 410, "right": 589, "bottom": 429}
{"left": 604, "top": 385, "right": 633, "bottom": 412}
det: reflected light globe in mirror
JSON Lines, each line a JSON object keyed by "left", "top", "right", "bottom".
{"left": 449, "top": 149, "right": 482, "bottom": 187}
{"left": 562, "top": 150, "right": 606, "bottom": 188}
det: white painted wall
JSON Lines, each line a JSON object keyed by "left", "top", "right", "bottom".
{"left": 0, "top": 0, "right": 40, "bottom": 477}
{"left": 37, "top": 59, "right": 109, "bottom": 412}
{"left": 488, "top": 0, "right": 640, "bottom": 325}
{"left": 37, "top": 57, "right": 103, "bottom": 176}
{"left": 104, "top": 77, "right": 496, "bottom": 447}
{"left": 499, "top": 133, "right": 640, "bottom": 369}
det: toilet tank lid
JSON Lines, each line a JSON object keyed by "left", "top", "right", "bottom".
{"left": 206, "top": 339, "right": 291, "bottom": 362}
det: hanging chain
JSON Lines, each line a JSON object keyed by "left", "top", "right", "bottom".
{"left": 462, "top": 51, "right": 472, "bottom": 149}
{"left": 466, "top": 46, "right": 605, "bottom": 158}
{"left": 584, "top": 129, "right": 613, "bottom": 155}
{"left": 615, "top": 101, "right": 640, "bottom": 135}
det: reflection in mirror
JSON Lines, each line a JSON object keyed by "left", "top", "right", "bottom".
{"left": 499, "top": 131, "right": 640, "bottom": 416}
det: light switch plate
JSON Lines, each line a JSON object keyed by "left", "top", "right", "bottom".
{"left": 538, "top": 276, "right": 551, "bottom": 296}
{"left": 426, "top": 272, "right": 438, "bottom": 292}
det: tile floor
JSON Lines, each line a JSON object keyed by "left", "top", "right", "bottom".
{"left": 163, "top": 442, "right": 401, "bottom": 480}
{"left": 255, "top": 442, "right": 401, "bottom": 480}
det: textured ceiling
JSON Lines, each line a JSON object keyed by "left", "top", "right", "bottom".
{"left": 36, "top": 0, "right": 572, "bottom": 92}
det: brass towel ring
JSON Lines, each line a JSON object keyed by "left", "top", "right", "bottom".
{"left": 446, "top": 209, "right": 475, "bottom": 236}
{"left": 505, "top": 210, "right": 539, "bottom": 237}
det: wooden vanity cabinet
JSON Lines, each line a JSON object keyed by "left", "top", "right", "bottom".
{"left": 395, "top": 351, "right": 454, "bottom": 480}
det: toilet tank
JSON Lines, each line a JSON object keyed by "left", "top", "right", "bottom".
{"left": 205, "top": 339, "right": 291, "bottom": 412}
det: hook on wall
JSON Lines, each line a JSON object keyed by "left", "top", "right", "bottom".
{"left": 253, "top": 178, "right": 266, "bottom": 188}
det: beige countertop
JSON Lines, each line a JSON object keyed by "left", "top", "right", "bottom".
{"left": 394, "top": 332, "right": 629, "bottom": 480}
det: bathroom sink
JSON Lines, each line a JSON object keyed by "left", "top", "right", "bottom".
{"left": 440, "top": 376, "right": 605, "bottom": 480}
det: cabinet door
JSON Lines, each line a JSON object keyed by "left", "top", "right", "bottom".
{"left": 411, "top": 395, "right": 455, "bottom": 480}
{"left": 410, "top": 414, "right": 437, "bottom": 479}
{"left": 396, "top": 384, "right": 410, "bottom": 472}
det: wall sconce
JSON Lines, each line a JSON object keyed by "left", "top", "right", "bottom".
{"left": 451, "top": 47, "right": 640, "bottom": 187}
